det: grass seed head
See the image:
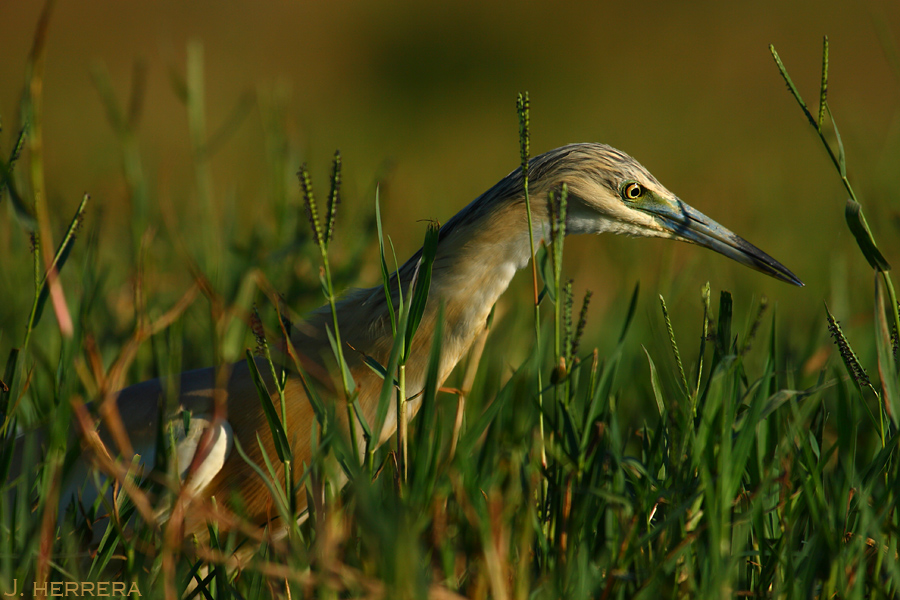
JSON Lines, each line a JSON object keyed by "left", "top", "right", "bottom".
{"left": 571, "top": 289, "right": 592, "bottom": 358}
{"left": 251, "top": 304, "right": 267, "bottom": 357}
{"left": 326, "top": 150, "right": 342, "bottom": 246}
{"left": 825, "top": 305, "right": 870, "bottom": 387}
{"left": 298, "top": 164, "right": 324, "bottom": 247}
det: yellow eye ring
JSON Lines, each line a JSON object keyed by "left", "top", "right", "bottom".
{"left": 623, "top": 182, "right": 644, "bottom": 200}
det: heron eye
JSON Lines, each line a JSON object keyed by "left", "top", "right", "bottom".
{"left": 623, "top": 182, "right": 644, "bottom": 200}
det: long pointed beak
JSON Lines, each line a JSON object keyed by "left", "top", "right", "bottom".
{"left": 647, "top": 200, "right": 804, "bottom": 287}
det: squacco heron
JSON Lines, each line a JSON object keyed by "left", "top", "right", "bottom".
{"left": 20, "top": 142, "right": 801, "bottom": 536}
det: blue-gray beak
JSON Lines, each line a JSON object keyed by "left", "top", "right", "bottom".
{"left": 648, "top": 200, "right": 803, "bottom": 287}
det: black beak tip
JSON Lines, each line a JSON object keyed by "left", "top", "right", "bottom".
{"left": 773, "top": 266, "right": 804, "bottom": 287}
{"left": 732, "top": 233, "right": 803, "bottom": 288}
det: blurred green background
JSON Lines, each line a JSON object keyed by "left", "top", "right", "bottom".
{"left": 1, "top": 1, "right": 899, "bottom": 388}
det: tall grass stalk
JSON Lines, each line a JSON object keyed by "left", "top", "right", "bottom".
{"left": 517, "top": 92, "right": 547, "bottom": 470}
{"left": 299, "top": 156, "right": 364, "bottom": 461}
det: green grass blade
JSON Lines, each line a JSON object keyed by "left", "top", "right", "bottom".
{"left": 372, "top": 294, "right": 410, "bottom": 446}
{"left": 233, "top": 436, "right": 290, "bottom": 519}
{"left": 825, "top": 102, "right": 846, "bottom": 178}
{"left": 0, "top": 126, "right": 35, "bottom": 226}
{"left": 619, "top": 281, "right": 640, "bottom": 344}
{"left": 278, "top": 326, "right": 329, "bottom": 429}
{"left": 0, "top": 349, "right": 19, "bottom": 436}
{"left": 403, "top": 220, "right": 440, "bottom": 361}
{"left": 642, "top": 346, "right": 666, "bottom": 417}
{"left": 536, "top": 244, "right": 555, "bottom": 302}
{"left": 875, "top": 275, "right": 900, "bottom": 427}
{"left": 714, "top": 290, "right": 733, "bottom": 360}
{"left": 324, "top": 324, "right": 356, "bottom": 396}
{"left": 374, "top": 186, "right": 397, "bottom": 335}
{"left": 33, "top": 193, "right": 90, "bottom": 328}
{"left": 845, "top": 199, "right": 891, "bottom": 272}
{"left": 411, "top": 303, "right": 444, "bottom": 492}
{"left": 244, "top": 350, "right": 291, "bottom": 463}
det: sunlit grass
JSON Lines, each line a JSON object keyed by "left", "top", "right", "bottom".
{"left": 1, "top": 17, "right": 899, "bottom": 599}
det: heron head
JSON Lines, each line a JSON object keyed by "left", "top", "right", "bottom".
{"left": 542, "top": 143, "right": 803, "bottom": 286}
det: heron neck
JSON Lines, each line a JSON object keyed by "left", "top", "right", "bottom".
{"left": 296, "top": 196, "right": 549, "bottom": 444}
{"left": 417, "top": 199, "right": 549, "bottom": 377}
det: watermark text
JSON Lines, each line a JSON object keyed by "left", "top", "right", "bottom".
{"left": 4, "top": 579, "right": 141, "bottom": 597}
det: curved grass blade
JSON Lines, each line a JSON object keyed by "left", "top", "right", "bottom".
{"left": 33, "top": 193, "right": 90, "bottom": 328}
{"left": 618, "top": 281, "right": 640, "bottom": 344}
{"left": 642, "top": 346, "right": 666, "bottom": 417}
{"left": 845, "top": 199, "right": 890, "bottom": 272}
{"left": 0, "top": 126, "right": 33, "bottom": 225}
{"left": 403, "top": 220, "right": 440, "bottom": 361}
{"left": 375, "top": 187, "right": 397, "bottom": 335}
{"left": 325, "top": 324, "right": 356, "bottom": 399}
{"left": 244, "top": 350, "right": 291, "bottom": 463}
{"left": 372, "top": 295, "right": 410, "bottom": 449}
{"left": 875, "top": 276, "right": 900, "bottom": 427}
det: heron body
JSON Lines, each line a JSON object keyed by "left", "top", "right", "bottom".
{"left": 21, "top": 143, "right": 802, "bottom": 537}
